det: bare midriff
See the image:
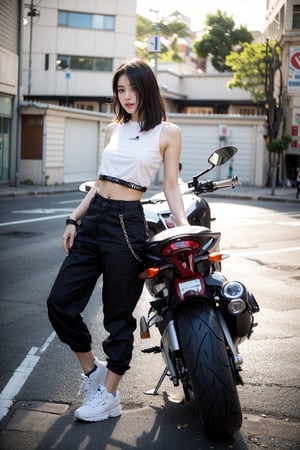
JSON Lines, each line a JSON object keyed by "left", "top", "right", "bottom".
{"left": 96, "top": 180, "right": 144, "bottom": 201}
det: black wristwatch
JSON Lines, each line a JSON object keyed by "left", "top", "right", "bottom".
{"left": 66, "top": 217, "right": 78, "bottom": 228}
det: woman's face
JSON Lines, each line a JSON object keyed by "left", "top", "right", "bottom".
{"left": 117, "top": 74, "right": 139, "bottom": 121}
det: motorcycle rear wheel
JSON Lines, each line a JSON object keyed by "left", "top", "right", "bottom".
{"left": 176, "top": 301, "right": 242, "bottom": 437}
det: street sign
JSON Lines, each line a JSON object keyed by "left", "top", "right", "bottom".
{"left": 288, "top": 47, "right": 300, "bottom": 94}
{"left": 290, "top": 51, "right": 300, "bottom": 71}
{"left": 148, "top": 36, "right": 160, "bottom": 52}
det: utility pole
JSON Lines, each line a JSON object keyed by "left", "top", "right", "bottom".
{"left": 65, "top": 69, "right": 71, "bottom": 107}
{"left": 149, "top": 9, "right": 160, "bottom": 75}
{"left": 148, "top": 9, "right": 161, "bottom": 185}
{"left": 26, "top": 0, "right": 40, "bottom": 96}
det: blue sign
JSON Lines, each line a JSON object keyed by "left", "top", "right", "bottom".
{"left": 147, "top": 36, "right": 160, "bottom": 52}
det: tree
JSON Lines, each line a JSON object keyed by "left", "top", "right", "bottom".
{"left": 159, "top": 20, "right": 190, "bottom": 39}
{"left": 267, "top": 134, "right": 292, "bottom": 194}
{"left": 264, "top": 40, "right": 287, "bottom": 144}
{"left": 226, "top": 42, "right": 267, "bottom": 103}
{"left": 136, "top": 15, "right": 153, "bottom": 41}
{"left": 193, "top": 10, "right": 253, "bottom": 72}
{"left": 226, "top": 40, "right": 290, "bottom": 193}
{"left": 226, "top": 40, "right": 285, "bottom": 139}
{"left": 135, "top": 14, "right": 190, "bottom": 64}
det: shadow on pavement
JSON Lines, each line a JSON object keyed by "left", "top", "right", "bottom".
{"left": 2, "top": 392, "right": 249, "bottom": 450}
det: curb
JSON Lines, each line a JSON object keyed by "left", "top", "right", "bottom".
{"left": 209, "top": 192, "right": 299, "bottom": 203}
{"left": 0, "top": 185, "right": 298, "bottom": 204}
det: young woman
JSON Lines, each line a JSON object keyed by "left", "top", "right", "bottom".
{"left": 47, "top": 58, "right": 188, "bottom": 423}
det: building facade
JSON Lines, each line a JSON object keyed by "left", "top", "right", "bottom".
{"left": 22, "top": 0, "right": 137, "bottom": 112}
{"left": 0, "top": 0, "right": 20, "bottom": 184}
{"left": 264, "top": 0, "right": 300, "bottom": 178}
{"left": 21, "top": 1, "right": 261, "bottom": 115}
{"left": 1, "top": 0, "right": 138, "bottom": 186}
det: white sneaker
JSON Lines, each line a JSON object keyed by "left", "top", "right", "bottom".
{"left": 77, "top": 357, "right": 107, "bottom": 403}
{"left": 74, "top": 386, "right": 122, "bottom": 422}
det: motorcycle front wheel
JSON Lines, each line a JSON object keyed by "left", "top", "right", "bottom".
{"left": 176, "top": 300, "right": 242, "bottom": 437}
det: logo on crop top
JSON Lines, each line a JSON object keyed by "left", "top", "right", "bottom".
{"left": 128, "top": 136, "right": 140, "bottom": 140}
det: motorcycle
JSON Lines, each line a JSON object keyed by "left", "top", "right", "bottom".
{"left": 79, "top": 150, "right": 240, "bottom": 238}
{"left": 138, "top": 146, "right": 259, "bottom": 437}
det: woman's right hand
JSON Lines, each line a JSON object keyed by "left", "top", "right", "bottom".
{"left": 63, "top": 225, "right": 77, "bottom": 256}
{"left": 61, "top": 180, "right": 99, "bottom": 256}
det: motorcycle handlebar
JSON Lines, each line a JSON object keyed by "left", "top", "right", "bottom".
{"left": 189, "top": 176, "right": 241, "bottom": 194}
{"left": 213, "top": 176, "right": 241, "bottom": 189}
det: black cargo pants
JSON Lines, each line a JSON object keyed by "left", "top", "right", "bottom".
{"left": 47, "top": 193, "right": 147, "bottom": 375}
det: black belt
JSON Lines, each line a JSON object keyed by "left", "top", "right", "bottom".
{"left": 99, "top": 175, "right": 147, "bottom": 192}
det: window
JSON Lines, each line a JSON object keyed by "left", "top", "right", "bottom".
{"left": 293, "top": 5, "right": 300, "bottom": 29}
{"left": 56, "top": 55, "right": 69, "bottom": 70}
{"left": 58, "top": 10, "right": 67, "bottom": 26}
{"left": 94, "top": 58, "right": 113, "bottom": 71}
{"left": 69, "top": 12, "right": 91, "bottom": 29}
{"left": 0, "top": 116, "right": 10, "bottom": 180}
{"left": 0, "top": 96, "right": 12, "bottom": 116}
{"left": 58, "top": 10, "right": 115, "bottom": 31}
{"left": 71, "top": 56, "right": 93, "bottom": 71}
{"left": 103, "top": 15, "right": 115, "bottom": 30}
{"left": 56, "top": 55, "right": 113, "bottom": 72}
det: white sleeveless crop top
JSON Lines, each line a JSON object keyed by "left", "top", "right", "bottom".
{"left": 98, "top": 121, "right": 164, "bottom": 188}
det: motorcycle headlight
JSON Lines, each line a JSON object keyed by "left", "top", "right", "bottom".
{"left": 221, "top": 281, "right": 245, "bottom": 299}
{"left": 221, "top": 281, "right": 247, "bottom": 315}
{"left": 227, "top": 298, "right": 246, "bottom": 315}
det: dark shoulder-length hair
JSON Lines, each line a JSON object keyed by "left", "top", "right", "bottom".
{"left": 112, "top": 59, "right": 167, "bottom": 131}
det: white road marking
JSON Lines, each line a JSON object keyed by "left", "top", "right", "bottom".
{"left": 231, "top": 246, "right": 300, "bottom": 256}
{"left": 276, "top": 221, "right": 300, "bottom": 226}
{"left": 12, "top": 208, "right": 73, "bottom": 214}
{"left": 0, "top": 214, "right": 69, "bottom": 227}
{"left": 56, "top": 199, "right": 81, "bottom": 204}
{"left": 219, "top": 219, "right": 300, "bottom": 227}
{"left": 0, "top": 331, "right": 56, "bottom": 420}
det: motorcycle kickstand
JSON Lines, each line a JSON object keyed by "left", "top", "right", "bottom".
{"left": 144, "top": 366, "right": 169, "bottom": 395}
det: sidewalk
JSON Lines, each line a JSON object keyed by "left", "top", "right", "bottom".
{"left": 0, "top": 181, "right": 299, "bottom": 203}
{"left": 1, "top": 400, "right": 299, "bottom": 450}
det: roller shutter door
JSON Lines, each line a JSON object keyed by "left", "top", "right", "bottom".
{"left": 179, "top": 124, "right": 253, "bottom": 184}
{"left": 64, "top": 119, "right": 98, "bottom": 183}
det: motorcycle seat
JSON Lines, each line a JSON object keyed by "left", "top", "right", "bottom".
{"left": 145, "top": 225, "right": 220, "bottom": 257}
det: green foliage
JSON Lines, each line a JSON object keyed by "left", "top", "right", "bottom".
{"left": 136, "top": 15, "right": 153, "bottom": 40}
{"left": 226, "top": 43, "right": 267, "bottom": 102}
{"left": 226, "top": 41, "right": 282, "bottom": 104}
{"left": 193, "top": 10, "right": 253, "bottom": 72}
{"left": 159, "top": 21, "right": 191, "bottom": 39}
{"left": 135, "top": 14, "right": 189, "bottom": 63}
{"left": 266, "top": 134, "right": 292, "bottom": 153}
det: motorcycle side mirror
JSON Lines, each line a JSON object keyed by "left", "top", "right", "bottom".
{"left": 188, "top": 146, "right": 238, "bottom": 189}
{"left": 208, "top": 146, "right": 238, "bottom": 167}
{"left": 78, "top": 181, "right": 95, "bottom": 193}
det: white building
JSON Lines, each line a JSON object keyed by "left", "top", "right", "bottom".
{"left": 0, "top": 0, "right": 19, "bottom": 183}
{"left": 264, "top": 0, "right": 300, "bottom": 178}
{"left": 22, "top": 0, "right": 137, "bottom": 111}
{"left": 0, "top": 0, "right": 138, "bottom": 186}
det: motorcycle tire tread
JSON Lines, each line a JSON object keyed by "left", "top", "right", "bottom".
{"left": 176, "top": 301, "right": 242, "bottom": 437}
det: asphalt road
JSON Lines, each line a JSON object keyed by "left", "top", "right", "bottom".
{"left": 0, "top": 193, "right": 299, "bottom": 449}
